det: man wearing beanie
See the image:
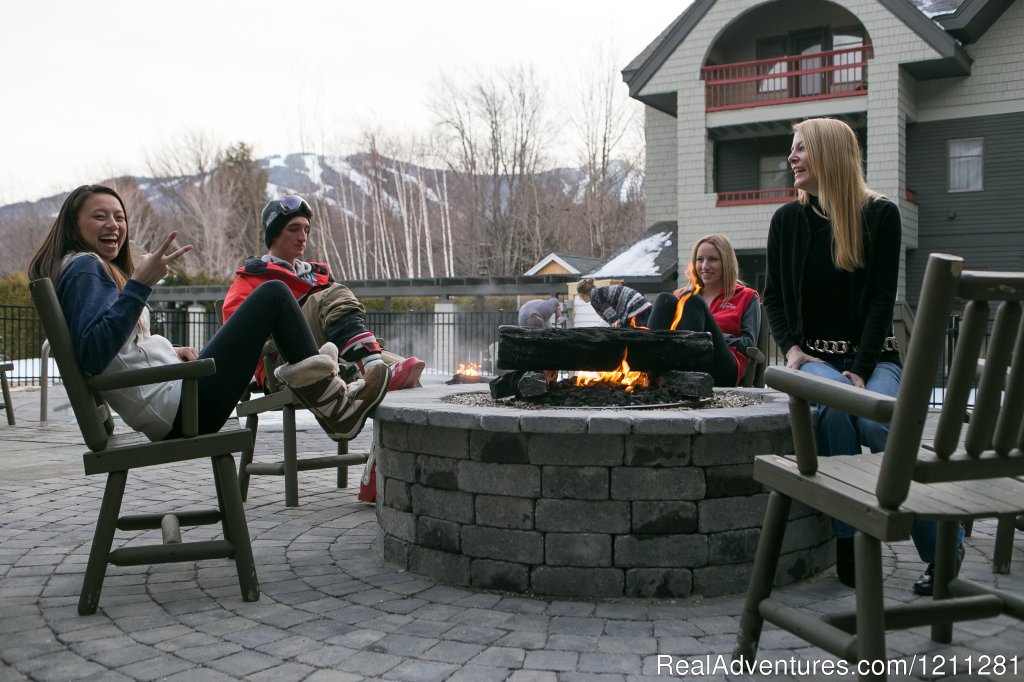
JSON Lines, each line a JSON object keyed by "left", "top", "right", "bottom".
{"left": 223, "top": 195, "right": 425, "bottom": 394}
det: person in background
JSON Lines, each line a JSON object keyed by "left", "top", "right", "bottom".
{"left": 645, "top": 234, "right": 760, "bottom": 387}
{"left": 27, "top": 184, "right": 388, "bottom": 444}
{"left": 763, "top": 117, "right": 962, "bottom": 593}
{"left": 576, "top": 279, "right": 651, "bottom": 328}
{"left": 518, "top": 297, "right": 563, "bottom": 329}
{"left": 223, "top": 194, "right": 424, "bottom": 392}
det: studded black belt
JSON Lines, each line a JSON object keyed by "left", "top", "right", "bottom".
{"left": 803, "top": 336, "right": 899, "bottom": 355}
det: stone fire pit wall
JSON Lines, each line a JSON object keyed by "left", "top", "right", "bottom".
{"left": 372, "top": 384, "right": 834, "bottom": 599}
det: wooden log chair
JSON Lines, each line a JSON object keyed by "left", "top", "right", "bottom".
{"left": 211, "top": 299, "right": 368, "bottom": 508}
{"left": 233, "top": 340, "right": 369, "bottom": 507}
{"left": 209, "top": 301, "right": 370, "bottom": 507}
{"left": 733, "top": 254, "right": 1024, "bottom": 680}
{"left": 0, "top": 360, "right": 14, "bottom": 425}
{"left": 739, "top": 299, "right": 770, "bottom": 388}
{"left": 30, "top": 279, "right": 259, "bottom": 615}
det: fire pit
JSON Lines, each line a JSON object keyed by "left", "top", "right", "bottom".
{"left": 372, "top": 382, "right": 833, "bottom": 599}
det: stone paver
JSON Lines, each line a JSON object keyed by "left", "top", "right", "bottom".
{"left": 1, "top": 382, "right": 1022, "bottom": 680}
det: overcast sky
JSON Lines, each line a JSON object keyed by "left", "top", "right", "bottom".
{"left": 1, "top": 1, "right": 687, "bottom": 204}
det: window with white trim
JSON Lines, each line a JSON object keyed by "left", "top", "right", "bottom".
{"left": 948, "top": 138, "right": 983, "bottom": 192}
{"left": 831, "top": 33, "right": 864, "bottom": 89}
{"left": 759, "top": 155, "right": 791, "bottom": 189}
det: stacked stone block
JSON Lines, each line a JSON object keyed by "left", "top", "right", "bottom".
{"left": 375, "top": 385, "right": 833, "bottom": 599}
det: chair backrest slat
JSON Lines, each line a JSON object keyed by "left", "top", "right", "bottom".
{"left": 933, "top": 300, "right": 988, "bottom": 457}
{"left": 966, "top": 301, "right": 1021, "bottom": 456}
{"left": 740, "top": 300, "right": 769, "bottom": 388}
{"left": 994, "top": 313, "right": 1024, "bottom": 454}
{"left": 30, "top": 278, "right": 112, "bottom": 452}
{"left": 876, "top": 254, "right": 962, "bottom": 508}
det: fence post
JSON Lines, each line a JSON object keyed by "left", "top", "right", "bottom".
{"left": 40, "top": 339, "right": 49, "bottom": 423}
{"left": 433, "top": 300, "right": 456, "bottom": 374}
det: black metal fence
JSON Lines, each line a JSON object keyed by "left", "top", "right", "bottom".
{"left": 0, "top": 302, "right": 973, "bottom": 408}
{"left": 0, "top": 304, "right": 517, "bottom": 385}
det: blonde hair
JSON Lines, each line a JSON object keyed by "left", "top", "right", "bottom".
{"left": 689, "top": 234, "right": 743, "bottom": 302}
{"left": 793, "top": 118, "right": 883, "bottom": 271}
{"left": 577, "top": 278, "right": 596, "bottom": 296}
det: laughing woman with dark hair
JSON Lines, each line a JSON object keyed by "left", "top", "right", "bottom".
{"left": 28, "top": 184, "right": 388, "bottom": 443}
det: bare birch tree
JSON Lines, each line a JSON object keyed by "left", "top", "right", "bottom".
{"left": 569, "top": 45, "right": 643, "bottom": 258}
{"left": 145, "top": 134, "right": 266, "bottom": 279}
{"left": 431, "top": 65, "right": 555, "bottom": 276}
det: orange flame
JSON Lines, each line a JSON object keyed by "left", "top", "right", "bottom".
{"left": 669, "top": 263, "right": 702, "bottom": 330}
{"left": 574, "top": 349, "right": 649, "bottom": 392}
{"left": 456, "top": 362, "right": 480, "bottom": 377}
{"left": 629, "top": 316, "right": 648, "bottom": 330}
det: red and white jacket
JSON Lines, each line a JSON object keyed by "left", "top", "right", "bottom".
{"left": 223, "top": 256, "right": 333, "bottom": 387}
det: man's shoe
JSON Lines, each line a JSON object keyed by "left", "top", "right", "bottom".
{"left": 389, "top": 357, "right": 425, "bottom": 390}
{"left": 276, "top": 344, "right": 390, "bottom": 441}
{"left": 836, "top": 536, "right": 856, "bottom": 588}
{"left": 913, "top": 543, "right": 965, "bottom": 596}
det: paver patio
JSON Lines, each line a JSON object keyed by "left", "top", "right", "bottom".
{"left": 1, "top": 380, "right": 1021, "bottom": 681}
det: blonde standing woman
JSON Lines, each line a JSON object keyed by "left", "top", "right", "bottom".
{"left": 763, "top": 118, "right": 961, "bottom": 593}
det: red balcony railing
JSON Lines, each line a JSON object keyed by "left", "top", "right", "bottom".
{"left": 701, "top": 46, "right": 873, "bottom": 112}
{"left": 716, "top": 188, "right": 798, "bottom": 206}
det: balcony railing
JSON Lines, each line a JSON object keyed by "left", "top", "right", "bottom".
{"left": 701, "top": 46, "right": 873, "bottom": 112}
{"left": 716, "top": 188, "right": 798, "bottom": 206}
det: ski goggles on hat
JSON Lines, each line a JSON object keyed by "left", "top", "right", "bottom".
{"left": 279, "top": 195, "right": 310, "bottom": 216}
{"left": 264, "top": 195, "right": 312, "bottom": 229}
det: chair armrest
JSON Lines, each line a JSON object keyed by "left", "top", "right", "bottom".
{"left": 744, "top": 347, "right": 766, "bottom": 363}
{"left": 765, "top": 366, "right": 896, "bottom": 423}
{"left": 87, "top": 359, "right": 216, "bottom": 391}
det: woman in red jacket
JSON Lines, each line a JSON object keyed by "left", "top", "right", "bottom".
{"left": 647, "top": 234, "right": 760, "bottom": 387}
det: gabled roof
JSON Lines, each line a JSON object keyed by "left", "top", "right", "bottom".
{"left": 523, "top": 252, "right": 604, "bottom": 276}
{"left": 622, "top": 0, "right": 991, "bottom": 111}
{"left": 932, "top": 0, "right": 1017, "bottom": 42}
{"left": 584, "top": 221, "right": 679, "bottom": 285}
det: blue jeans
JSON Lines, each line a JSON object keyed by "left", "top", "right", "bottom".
{"left": 799, "top": 358, "right": 962, "bottom": 563}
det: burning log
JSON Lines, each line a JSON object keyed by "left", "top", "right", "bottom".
{"left": 496, "top": 326, "right": 713, "bottom": 373}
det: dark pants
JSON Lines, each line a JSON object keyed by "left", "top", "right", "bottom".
{"left": 647, "top": 292, "right": 738, "bottom": 387}
{"left": 165, "top": 280, "right": 318, "bottom": 438}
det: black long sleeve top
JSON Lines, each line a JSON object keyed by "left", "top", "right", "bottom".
{"left": 763, "top": 196, "right": 902, "bottom": 380}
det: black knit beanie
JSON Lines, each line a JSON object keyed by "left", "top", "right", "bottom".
{"left": 261, "top": 196, "right": 313, "bottom": 247}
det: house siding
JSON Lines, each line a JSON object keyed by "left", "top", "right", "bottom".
{"left": 905, "top": 111, "right": 1024, "bottom": 305}
{"left": 644, "top": 107, "right": 678, "bottom": 225}
{"left": 636, "top": 0, "right": 943, "bottom": 293}
{"left": 915, "top": 0, "right": 1024, "bottom": 120}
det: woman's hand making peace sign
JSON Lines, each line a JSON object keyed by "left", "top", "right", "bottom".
{"left": 131, "top": 231, "right": 193, "bottom": 288}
